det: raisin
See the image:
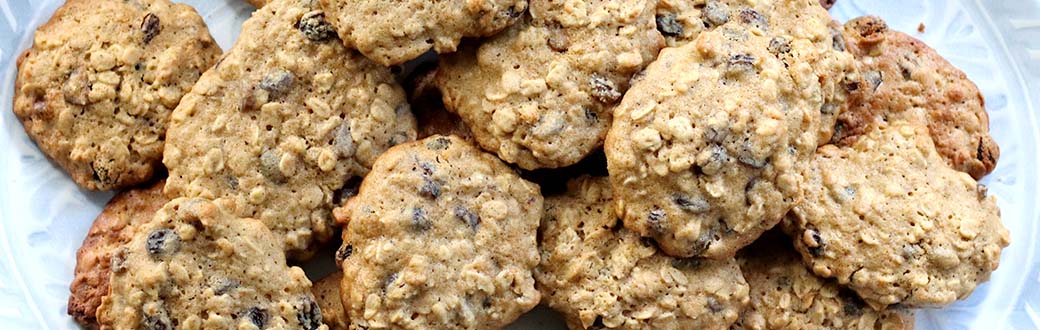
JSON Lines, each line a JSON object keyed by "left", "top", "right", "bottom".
{"left": 383, "top": 272, "right": 399, "bottom": 294}
{"left": 245, "top": 307, "right": 268, "bottom": 327}
{"left": 259, "top": 150, "right": 287, "bottom": 184}
{"left": 547, "top": 26, "right": 570, "bottom": 52}
{"left": 738, "top": 154, "right": 767, "bottom": 168}
{"left": 674, "top": 195, "right": 710, "bottom": 213}
{"left": 296, "top": 297, "right": 323, "bottom": 330}
{"left": 336, "top": 244, "right": 353, "bottom": 263}
{"left": 656, "top": 14, "right": 684, "bottom": 37}
{"left": 831, "top": 26, "right": 847, "bottom": 51}
{"left": 426, "top": 136, "right": 452, "bottom": 150}
{"left": 143, "top": 311, "right": 172, "bottom": 330}
{"left": 738, "top": 9, "right": 768, "bottom": 31}
{"left": 418, "top": 162, "right": 435, "bottom": 176}
{"left": 727, "top": 54, "right": 756, "bottom": 74}
{"left": 298, "top": 11, "right": 334, "bottom": 42}
{"left": 258, "top": 70, "right": 294, "bottom": 99}
{"left": 141, "top": 13, "right": 161, "bottom": 44}
{"left": 418, "top": 178, "right": 441, "bottom": 199}
{"left": 334, "top": 122, "right": 355, "bottom": 157}
{"left": 213, "top": 278, "right": 240, "bottom": 295}
{"left": 146, "top": 229, "right": 180, "bottom": 257}
{"left": 226, "top": 175, "right": 239, "bottom": 190}
{"left": 648, "top": 208, "right": 667, "bottom": 233}
{"left": 821, "top": 102, "right": 838, "bottom": 115}
{"left": 584, "top": 108, "right": 599, "bottom": 123}
{"left": 690, "top": 229, "right": 714, "bottom": 256}
{"left": 590, "top": 75, "right": 621, "bottom": 103}
{"left": 454, "top": 206, "right": 480, "bottom": 229}
{"left": 671, "top": 257, "right": 702, "bottom": 269}
{"left": 706, "top": 297, "right": 725, "bottom": 313}
{"left": 412, "top": 207, "right": 432, "bottom": 231}
{"left": 820, "top": 0, "right": 837, "bottom": 9}
{"left": 334, "top": 176, "right": 363, "bottom": 205}
{"left": 864, "top": 70, "right": 883, "bottom": 92}
{"left": 768, "top": 37, "right": 791, "bottom": 55}
{"left": 806, "top": 229, "right": 825, "bottom": 257}
{"left": 703, "top": 1, "right": 729, "bottom": 27}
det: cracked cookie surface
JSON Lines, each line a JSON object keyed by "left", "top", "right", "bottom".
{"left": 97, "top": 197, "right": 327, "bottom": 330}
{"left": 785, "top": 122, "right": 1008, "bottom": 308}
{"left": 536, "top": 176, "right": 749, "bottom": 330}
{"left": 320, "top": 0, "right": 527, "bottom": 65}
{"left": 163, "top": 0, "right": 416, "bottom": 259}
{"left": 437, "top": 0, "right": 664, "bottom": 170}
{"left": 836, "top": 15, "right": 999, "bottom": 179}
{"left": 335, "top": 135, "right": 542, "bottom": 329}
{"left": 13, "top": 0, "right": 220, "bottom": 190}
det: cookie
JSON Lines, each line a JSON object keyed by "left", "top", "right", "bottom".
{"left": 785, "top": 121, "right": 1009, "bottom": 308}
{"left": 733, "top": 232, "right": 915, "bottom": 330}
{"left": 96, "top": 197, "right": 328, "bottom": 329}
{"left": 335, "top": 135, "right": 543, "bottom": 329}
{"left": 835, "top": 16, "right": 999, "bottom": 179}
{"left": 319, "top": 0, "right": 527, "bottom": 65}
{"left": 163, "top": 0, "right": 417, "bottom": 259}
{"left": 536, "top": 176, "right": 749, "bottom": 329}
{"left": 605, "top": 23, "right": 817, "bottom": 259}
{"left": 312, "top": 272, "right": 349, "bottom": 330}
{"left": 67, "top": 180, "right": 169, "bottom": 328}
{"left": 437, "top": 0, "right": 665, "bottom": 170}
{"left": 12, "top": 0, "right": 220, "bottom": 190}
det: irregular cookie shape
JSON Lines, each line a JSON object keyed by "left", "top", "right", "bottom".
{"left": 785, "top": 122, "right": 1008, "bottom": 308}
{"left": 437, "top": 0, "right": 664, "bottom": 169}
{"left": 312, "top": 272, "right": 349, "bottom": 330}
{"left": 13, "top": 0, "right": 220, "bottom": 190}
{"left": 163, "top": 0, "right": 416, "bottom": 259}
{"left": 335, "top": 135, "right": 543, "bottom": 329}
{"left": 97, "top": 198, "right": 327, "bottom": 329}
{"left": 320, "top": 0, "right": 527, "bottom": 65}
{"left": 537, "top": 176, "right": 749, "bottom": 329}
{"left": 68, "top": 180, "right": 169, "bottom": 329}
{"left": 733, "top": 232, "right": 914, "bottom": 330}
{"left": 605, "top": 24, "right": 814, "bottom": 259}
{"left": 835, "top": 16, "right": 998, "bottom": 179}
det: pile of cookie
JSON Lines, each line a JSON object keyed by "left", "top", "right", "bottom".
{"left": 11, "top": 0, "right": 1008, "bottom": 328}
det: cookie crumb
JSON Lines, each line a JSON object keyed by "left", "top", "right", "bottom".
{"left": 918, "top": 22, "right": 926, "bottom": 33}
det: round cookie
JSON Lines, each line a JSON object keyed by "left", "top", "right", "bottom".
{"left": 163, "top": 0, "right": 417, "bottom": 259}
{"left": 536, "top": 176, "right": 749, "bottom": 330}
{"left": 319, "top": 0, "right": 527, "bottom": 65}
{"left": 835, "top": 15, "right": 999, "bottom": 179}
{"left": 96, "top": 197, "right": 328, "bottom": 329}
{"left": 12, "top": 0, "right": 220, "bottom": 190}
{"left": 335, "top": 135, "right": 543, "bottom": 329}
{"left": 605, "top": 23, "right": 816, "bottom": 259}
{"left": 68, "top": 180, "right": 169, "bottom": 329}
{"left": 437, "top": 0, "right": 665, "bottom": 170}
{"left": 785, "top": 121, "right": 1009, "bottom": 308}
{"left": 312, "top": 272, "right": 349, "bottom": 330}
{"left": 733, "top": 232, "right": 915, "bottom": 330}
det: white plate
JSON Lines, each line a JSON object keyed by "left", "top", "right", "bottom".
{"left": 1, "top": 0, "right": 1038, "bottom": 329}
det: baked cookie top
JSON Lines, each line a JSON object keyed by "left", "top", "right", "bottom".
{"left": 68, "top": 180, "right": 169, "bottom": 329}
{"left": 96, "top": 197, "right": 327, "bottom": 330}
{"left": 335, "top": 135, "right": 543, "bottom": 329}
{"left": 536, "top": 176, "right": 749, "bottom": 330}
{"left": 437, "top": 0, "right": 664, "bottom": 170}
{"left": 312, "top": 272, "right": 348, "bottom": 330}
{"left": 786, "top": 122, "right": 1008, "bottom": 308}
{"left": 12, "top": 0, "right": 220, "bottom": 190}
{"left": 836, "top": 15, "right": 999, "bottom": 179}
{"left": 605, "top": 23, "right": 815, "bottom": 259}
{"left": 733, "top": 232, "right": 915, "bottom": 330}
{"left": 163, "top": 0, "right": 416, "bottom": 259}
{"left": 320, "top": 0, "right": 527, "bottom": 65}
